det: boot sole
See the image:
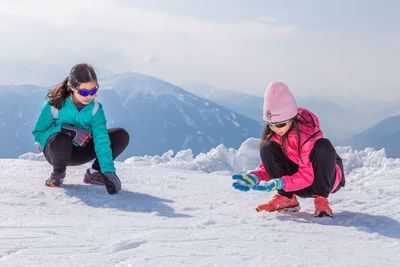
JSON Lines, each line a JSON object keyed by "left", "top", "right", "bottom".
{"left": 45, "top": 179, "right": 62, "bottom": 187}
{"left": 256, "top": 204, "right": 301, "bottom": 213}
{"left": 83, "top": 173, "right": 105, "bottom": 186}
{"left": 83, "top": 179, "right": 105, "bottom": 186}
{"left": 314, "top": 211, "right": 333, "bottom": 217}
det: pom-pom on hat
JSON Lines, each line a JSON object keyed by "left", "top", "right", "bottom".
{"left": 263, "top": 81, "right": 297, "bottom": 123}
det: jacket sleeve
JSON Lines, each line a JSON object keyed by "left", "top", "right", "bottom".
{"left": 249, "top": 162, "right": 271, "bottom": 183}
{"left": 91, "top": 104, "right": 115, "bottom": 173}
{"left": 32, "top": 102, "right": 62, "bottom": 151}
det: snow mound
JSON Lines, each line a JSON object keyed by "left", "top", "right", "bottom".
{"left": 335, "top": 146, "right": 400, "bottom": 175}
{"left": 125, "top": 141, "right": 400, "bottom": 176}
{"left": 18, "top": 152, "right": 45, "bottom": 161}
{"left": 125, "top": 139, "right": 400, "bottom": 175}
{"left": 125, "top": 138, "right": 260, "bottom": 173}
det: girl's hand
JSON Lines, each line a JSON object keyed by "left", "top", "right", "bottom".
{"left": 61, "top": 124, "right": 92, "bottom": 147}
{"left": 251, "top": 178, "right": 284, "bottom": 192}
{"left": 102, "top": 172, "right": 121, "bottom": 194}
{"left": 232, "top": 174, "right": 259, "bottom": 192}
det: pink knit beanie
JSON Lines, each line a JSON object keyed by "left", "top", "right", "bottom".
{"left": 263, "top": 81, "right": 297, "bottom": 123}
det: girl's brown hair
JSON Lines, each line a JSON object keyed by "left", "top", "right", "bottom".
{"left": 258, "top": 111, "right": 317, "bottom": 164}
{"left": 47, "top": 63, "right": 97, "bottom": 109}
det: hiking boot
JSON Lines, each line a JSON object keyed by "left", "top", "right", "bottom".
{"left": 256, "top": 194, "right": 300, "bottom": 212}
{"left": 45, "top": 171, "right": 66, "bottom": 187}
{"left": 314, "top": 195, "right": 333, "bottom": 217}
{"left": 83, "top": 168, "right": 105, "bottom": 186}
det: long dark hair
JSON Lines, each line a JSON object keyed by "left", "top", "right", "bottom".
{"left": 47, "top": 63, "right": 97, "bottom": 109}
{"left": 258, "top": 111, "right": 317, "bottom": 164}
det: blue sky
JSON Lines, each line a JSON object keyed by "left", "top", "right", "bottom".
{"left": 0, "top": 0, "right": 399, "bottom": 102}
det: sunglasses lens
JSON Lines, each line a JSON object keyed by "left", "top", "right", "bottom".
{"left": 79, "top": 90, "right": 90, "bottom": 96}
{"left": 77, "top": 87, "right": 98, "bottom": 96}
{"left": 275, "top": 123, "right": 287, "bottom": 128}
{"left": 268, "top": 120, "right": 290, "bottom": 128}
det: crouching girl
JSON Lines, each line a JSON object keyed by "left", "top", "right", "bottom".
{"left": 232, "top": 81, "right": 345, "bottom": 217}
{"left": 32, "top": 63, "right": 129, "bottom": 194}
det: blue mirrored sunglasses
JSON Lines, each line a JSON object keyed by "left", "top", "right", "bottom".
{"left": 267, "top": 119, "right": 290, "bottom": 128}
{"left": 73, "top": 85, "right": 99, "bottom": 96}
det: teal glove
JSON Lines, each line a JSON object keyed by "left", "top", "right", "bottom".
{"left": 232, "top": 173, "right": 259, "bottom": 192}
{"left": 251, "top": 178, "right": 284, "bottom": 192}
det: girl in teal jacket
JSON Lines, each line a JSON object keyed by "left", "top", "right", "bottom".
{"left": 32, "top": 63, "right": 129, "bottom": 194}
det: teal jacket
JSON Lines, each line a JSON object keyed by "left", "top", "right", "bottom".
{"left": 32, "top": 97, "right": 115, "bottom": 173}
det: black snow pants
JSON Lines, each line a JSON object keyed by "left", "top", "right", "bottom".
{"left": 43, "top": 128, "right": 130, "bottom": 173}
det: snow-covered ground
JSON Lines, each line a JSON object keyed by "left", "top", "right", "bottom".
{"left": 1, "top": 138, "right": 400, "bottom": 266}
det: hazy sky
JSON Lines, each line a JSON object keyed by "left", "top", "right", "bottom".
{"left": 0, "top": 0, "right": 399, "bottom": 102}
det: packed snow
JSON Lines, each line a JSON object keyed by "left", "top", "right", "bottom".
{"left": 1, "top": 138, "right": 400, "bottom": 266}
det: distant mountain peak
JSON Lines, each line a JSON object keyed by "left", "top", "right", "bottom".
{"left": 102, "top": 72, "right": 188, "bottom": 100}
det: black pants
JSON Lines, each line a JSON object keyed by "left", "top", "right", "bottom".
{"left": 43, "top": 128, "right": 130, "bottom": 173}
{"left": 260, "top": 138, "right": 345, "bottom": 198}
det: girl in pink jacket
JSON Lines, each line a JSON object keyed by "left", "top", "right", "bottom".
{"left": 232, "top": 81, "right": 345, "bottom": 217}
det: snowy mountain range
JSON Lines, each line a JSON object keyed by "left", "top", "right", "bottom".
{"left": 348, "top": 114, "right": 400, "bottom": 157}
{"left": 1, "top": 59, "right": 399, "bottom": 159}
{"left": 0, "top": 73, "right": 262, "bottom": 158}
{"left": 99, "top": 73, "right": 263, "bottom": 157}
{"left": 182, "top": 81, "right": 400, "bottom": 153}
{"left": 181, "top": 82, "right": 361, "bottom": 141}
{"left": 182, "top": 81, "right": 264, "bottom": 122}
{"left": 0, "top": 85, "right": 45, "bottom": 157}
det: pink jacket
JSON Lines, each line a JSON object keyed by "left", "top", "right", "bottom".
{"left": 250, "top": 108, "right": 342, "bottom": 193}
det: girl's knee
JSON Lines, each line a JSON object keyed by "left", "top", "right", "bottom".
{"left": 110, "top": 128, "right": 130, "bottom": 147}
{"left": 120, "top": 128, "right": 130, "bottom": 144}
{"left": 313, "top": 138, "right": 335, "bottom": 154}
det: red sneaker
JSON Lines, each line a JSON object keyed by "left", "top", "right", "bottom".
{"left": 256, "top": 194, "right": 300, "bottom": 212}
{"left": 314, "top": 196, "right": 333, "bottom": 217}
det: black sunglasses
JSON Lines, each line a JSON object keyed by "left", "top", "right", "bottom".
{"left": 267, "top": 119, "right": 290, "bottom": 128}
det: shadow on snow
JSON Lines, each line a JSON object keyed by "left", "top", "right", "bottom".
{"left": 62, "top": 184, "right": 192, "bottom": 218}
{"left": 276, "top": 211, "right": 400, "bottom": 239}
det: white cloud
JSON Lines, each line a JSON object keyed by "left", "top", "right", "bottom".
{"left": 0, "top": 0, "right": 295, "bottom": 89}
{"left": 0, "top": 0, "right": 293, "bottom": 39}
